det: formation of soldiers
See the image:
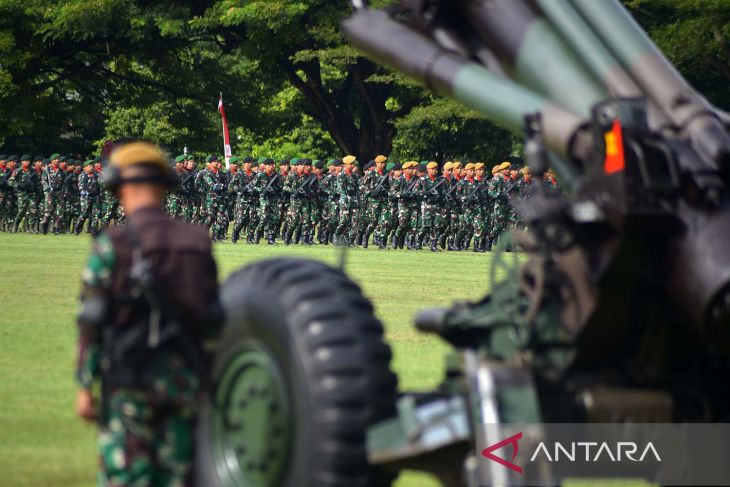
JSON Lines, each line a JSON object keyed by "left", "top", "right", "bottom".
{"left": 0, "top": 152, "right": 558, "bottom": 252}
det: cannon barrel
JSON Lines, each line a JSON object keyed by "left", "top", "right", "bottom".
{"left": 570, "top": 0, "right": 730, "bottom": 174}
{"left": 457, "top": 0, "right": 607, "bottom": 118}
{"left": 342, "top": 9, "right": 589, "bottom": 171}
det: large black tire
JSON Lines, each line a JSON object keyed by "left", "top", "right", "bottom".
{"left": 197, "top": 258, "right": 398, "bottom": 487}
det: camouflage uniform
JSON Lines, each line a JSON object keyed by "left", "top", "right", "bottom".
{"left": 319, "top": 171, "right": 339, "bottom": 244}
{"left": 283, "top": 172, "right": 304, "bottom": 244}
{"left": 64, "top": 167, "right": 81, "bottom": 231}
{"left": 178, "top": 168, "right": 197, "bottom": 222}
{"left": 361, "top": 169, "right": 389, "bottom": 248}
{"left": 76, "top": 170, "right": 102, "bottom": 234}
{"left": 416, "top": 174, "right": 445, "bottom": 251}
{"left": 76, "top": 207, "right": 218, "bottom": 487}
{"left": 253, "top": 168, "right": 282, "bottom": 244}
{"left": 8, "top": 167, "right": 39, "bottom": 232}
{"left": 201, "top": 168, "right": 228, "bottom": 241}
{"left": 394, "top": 175, "right": 420, "bottom": 249}
{"left": 334, "top": 169, "right": 358, "bottom": 246}
{"left": 488, "top": 174, "right": 510, "bottom": 246}
{"left": 41, "top": 163, "right": 65, "bottom": 233}
{"left": 455, "top": 177, "right": 478, "bottom": 250}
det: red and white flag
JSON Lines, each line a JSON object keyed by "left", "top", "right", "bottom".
{"left": 218, "top": 93, "right": 232, "bottom": 168}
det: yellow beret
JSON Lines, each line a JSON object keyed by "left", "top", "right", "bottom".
{"left": 475, "top": 162, "right": 485, "bottom": 170}
{"left": 522, "top": 166, "right": 530, "bottom": 175}
{"left": 443, "top": 162, "right": 453, "bottom": 171}
{"left": 404, "top": 161, "right": 418, "bottom": 169}
{"left": 500, "top": 161, "right": 512, "bottom": 170}
{"left": 343, "top": 155, "right": 357, "bottom": 165}
{"left": 426, "top": 161, "right": 438, "bottom": 169}
{"left": 452, "top": 161, "right": 461, "bottom": 169}
{"left": 491, "top": 165, "right": 501, "bottom": 174}
{"left": 374, "top": 155, "right": 387, "bottom": 163}
{"left": 110, "top": 142, "right": 168, "bottom": 173}
{"left": 465, "top": 163, "right": 475, "bottom": 170}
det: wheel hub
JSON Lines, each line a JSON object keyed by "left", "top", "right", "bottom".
{"left": 212, "top": 343, "right": 291, "bottom": 487}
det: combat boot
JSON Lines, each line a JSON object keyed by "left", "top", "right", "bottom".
{"left": 268, "top": 235, "right": 276, "bottom": 245}
{"left": 473, "top": 237, "right": 481, "bottom": 252}
{"left": 377, "top": 236, "right": 386, "bottom": 250}
{"left": 439, "top": 234, "right": 447, "bottom": 250}
{"left": 415, "top": 235, "right": 423, "bottom": 250}
{"left": 73, "top": 222, "right": 82, "bottom": 236}
{"left": 362, "top": 233, "right": 369, "bottom": 249}
{"left": 40, "top": 221, "right": 49, "bottom": 235}
{"left": 231, "top": 228, "right": 240, "bottom": 244}
{"left": 391, "top": 235, "right": 398, "bottom": 249}
{"left": 430, "top": 238, "right": 439, "bottom": 252}
{"left": 284, "top": 230, "right": 292, "bottom": 245}
{"left": 482, "top": 237, "right": 492, "bottom": 252}
{"left": 254, "top": 231, "right": 262, "bottom": 244}
{"left": 12, "top": 219, "right": 20, "bottom": 233}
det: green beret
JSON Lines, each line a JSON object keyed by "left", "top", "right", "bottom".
{"left": 34, "top": 156, "right": 44, "bottom": 162}
{"left": 174, "top": 155, "right": 185, "bottom": 163}
{"left": 250, "top": 160, "right": 258, "bottom": 168}
{"left": 58, "top": 156, "right": 67, "bottom": 163}
{"left": 93, "top": 156, "right": 102, "bottom": 163}
{"left": 229, "top": 156, "right": 239, "bottom": 164}
{"left": 416, "top": 163, "right": 427, "bottom": 172}
{"left": 386, "top": 162, "right": 395, "bottom": 171}
{"left": 83, "top": 159, "right": 94, "bottom": 167}
{"left": 242, "top": 156, "right": 254, "bottom": 163}
{"left": 392, "top": 162, "right": 403, "bottom": 170}
{"left": 20, "top": 154, "right": 31, "bottom": 161}
{"left": 279, "top": 159, "right": 290, "bottom": 165}
{"left": 42, "top": 159, "right": 50, "bottom": 165}
{"left": 7, "top": 155, "right": 18, "bottom": 161}
{"left": 0, "top": 154, "right": 7, "bottom": 160}
{"left": 49, "top": 153, "right": 60, "bottom": 160}
{"left": 290, "top": 158, "right": 300, "bottom": 165}
{"left": 314, "top": 160, "right": 324, "bottom": 169}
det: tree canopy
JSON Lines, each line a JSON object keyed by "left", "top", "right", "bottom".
{"left": 0, "top": 0, "right": 726, "bottom": 160}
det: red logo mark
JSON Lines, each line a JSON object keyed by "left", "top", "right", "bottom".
{"left": 481, "top": 432, "right": 523, "bottom": 474}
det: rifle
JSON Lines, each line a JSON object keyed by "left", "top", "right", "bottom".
{"left": 297, "top": 174, "right": 316, "bottom": 196}
{"left": 370, "top": 173, "right": 389, "bottom": 197}
{"left": 262, "top": 174, "right": 280, "bottom": 195}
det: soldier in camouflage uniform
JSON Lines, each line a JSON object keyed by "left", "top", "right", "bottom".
{"left": 334, "top": 156, "right": 359, "bottom": 246}
{"left": 298, "top": 159, "right": 318, "bottom": 245}
{"left": 416, "top": 161, "right": 446, "bottom": 252}
{"left": 201, "top": 156, "right": 228, "bottom": 241}
{"left": 1, "top": 156, "right": 19, "bottom": 231}
{"left": 64, "top": 160, "right": 82, "bottom": 232}
{"left": 75, "top": 141, "right": 220, "bottom": 487}
{"left": 178, "top": 157, "right": 197, "bottom": 222}
{"left": 253, "top": 157, "right": 282, "bottom": 244}
{"left": 392, "top": 161, "right": 418, "bottom": 249}
{"left": 282, "top": 158, "right": 304, "bottom": 245}
{"left": 40, "top": 154, "right": 66, "bottom": 234}
{"left": 75, "top": 160, "right": 103, "bottom": 235}
{"left": 382, "top": 162, "right": 401, "bottom": 247}
{"left": 276, "top": 160, "right": 290, "bottom": 239}
{"left": 318, "top": 160, "right": 340, "bottom": 245}
{"left": 310, "top": 160, "right": 326, "bottom": 244}
{"left": 487, "top": 162, "right": 512, "bottom": 247}
{"left": 8, "top": 155, "right": 38, "bottom": 233}
{"left": 360, "top": 156, "right": 389, "bottom": 248}
{"left": 455, "top": 163, "right": 478, "bottom": 250}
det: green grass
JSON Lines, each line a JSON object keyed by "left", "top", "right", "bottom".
{"left": 0, "top": 232, "right": 502, "bottom": 487}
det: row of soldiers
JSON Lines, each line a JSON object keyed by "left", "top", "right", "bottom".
{"left": 0, "top": 152, "right": 557, "bottom": 251}
{"left": 0, "top": 154, "right": 122, "bottom": 235}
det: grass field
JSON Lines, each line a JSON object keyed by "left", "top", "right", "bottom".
{"left": 0, "top": 232, "right": 504, "bottom": 487}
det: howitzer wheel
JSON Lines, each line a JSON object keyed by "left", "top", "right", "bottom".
{"left": 197, "top": 258, "right": 398, "bottom": 487}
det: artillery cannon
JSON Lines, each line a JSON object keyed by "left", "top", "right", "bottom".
{"left": 197, "top": 1, "right": 730, "bottom": 485}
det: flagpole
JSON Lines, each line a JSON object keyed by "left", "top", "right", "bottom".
{"left": 218, "top": 92, "right": 232, "bottom": 169}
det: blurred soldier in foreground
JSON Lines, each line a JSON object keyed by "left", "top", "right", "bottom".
{"left": 74, "top": 141, "right": 221, "bottom": 487}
